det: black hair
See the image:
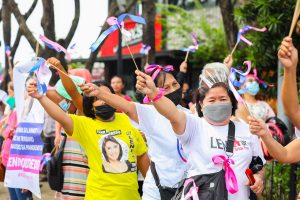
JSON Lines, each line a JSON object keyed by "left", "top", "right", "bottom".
{"left": 151, "top": 70, "right": 178, "bottom": 88}
{"left": 83, "top": 80, "right": 115, "bottom": 119}
{"left": 102, "top": 135, "right": 123, "bottom": 162}
{"left": 195, "top": 82, "right": 238, "bottom": 117}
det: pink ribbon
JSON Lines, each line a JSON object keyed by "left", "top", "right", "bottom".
{"left": 106, "top": 16, "right": 131, "bottom": 39}
{"left": 39, "top": 35, "right": 72, "bottom": 61}
{"left": 182, "top": 178, "right": 199, "bottom": 200}
{"left": 228, "top": 79, "right": 244, "bottom": 104}
{"left": 144, "top": 64, "right": 174, "bottom": 80}
{"left": 247, "top": 69, "right": 274, "bottom": 88}
{"left": 238, "top": 26, "right": 267, "bottom": 46}
{"left": 212, "top": 155, "right": 238, "bottom": 194}
{"left": 191, "top": 32, "right": 199, "bottom": 49}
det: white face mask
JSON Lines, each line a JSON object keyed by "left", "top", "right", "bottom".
{"left": 203, "top": 102, "right": 232, "bottom": 123}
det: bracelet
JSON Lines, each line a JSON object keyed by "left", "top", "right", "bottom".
{"left": 151, "top": 89, "right": 165, "bottom": 102}
{"left": 143, "top": 88, "right": 165, "bottom": 103}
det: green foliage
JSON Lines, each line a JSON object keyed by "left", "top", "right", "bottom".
{"left": 234, "top": 0, "right": 300, "bottom": 99}
{"left": 156, "top": 2, "right": 227, "bottom": 69}
{"left": 69, "top": 62, "right": 85, "bottom": 69}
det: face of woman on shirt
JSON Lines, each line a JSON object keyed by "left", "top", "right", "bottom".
{"left": 201, "top": 86, "right": 231, "bottom": 125}
{"left": 105, "top": 141, "right": 120, "bottom": 162}
{"left": 111, "top": 77, "right": 124, "bottom": 94}
{"left": 157, "top": 73, "right": 180, "bottom": 95}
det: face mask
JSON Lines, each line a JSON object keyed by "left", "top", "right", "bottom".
{"left": 95, "top": 105, "right": 116, "bottom": 120}
{"left": 165, "top": 88, "right": 182, "bottom": 105}
{"left": 203, "top": 102, "right": 232, "bottom": 123}
{"left": 246, "top": 81, "right": 260, "bottom": 96}
{"left": 58, "top": 99, "right": 71, "bottom": 112}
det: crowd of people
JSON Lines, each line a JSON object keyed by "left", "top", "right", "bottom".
{"left": 0, "top": 36, "right": 299, "bottom": 200}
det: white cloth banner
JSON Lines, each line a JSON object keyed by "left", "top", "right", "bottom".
{"left": 4, "top": 59, "right": 51, "bottom": 199}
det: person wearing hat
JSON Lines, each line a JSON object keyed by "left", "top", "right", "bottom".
{"left": 135, "top": 62, "right": 266, "bottom": 199}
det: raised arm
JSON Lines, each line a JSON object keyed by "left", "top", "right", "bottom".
{"left": 249, "top": 116, "right": 300, "bottom": 163}
{"left": 47, "top": 57, "right": 84, "bottom": 113}
{"left": 79, "top": 83, "right": 138, "bottom": 123}
{"left": 135, "top": 70, "right": 186, "bottom": 134}
{"left": 279, "top": 37, "right": 299, "bottom": 128}
{"left": 27, "top": 80, "right": 73, "bottom": 135}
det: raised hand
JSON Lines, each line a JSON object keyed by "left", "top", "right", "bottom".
{"left": 248, "top": 116, "right": 269, "bottom": 137}
{"left": 223, "top": 55, "right": 233, "bottom": 69}
{"left": 278, "top": 37, "right": 298, "bottom": 69}
{"left": 179, "top": 61, "right": 188, "bottom": 73}
{"left": 27, "top": 80, "right": 43, "bottom": 99}
{"left": 47, "top": 57, "right": 64, "bottom": 70}
{"left": 247, "top": 174, "right": 264, "bottom": 194}
{"left": 135, "top": 70, "right": 158, "bottom": 99}
{"left": 79, "top": 83, "right": 102, "bottom": 98}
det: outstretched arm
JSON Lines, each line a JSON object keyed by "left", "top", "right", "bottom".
{"left": 135, "top": 70, "right": 186, "bottom": 134}
{"left": 279, "top": 37, "right": 300, "bottom": 129}
{"left": 79, "top": 83, "right": 138, "bottom": 123}
{"left": 27, "top": 80, "right": 73, "bottom": 135}
{"left": 249, "top": 116, "right": 300, "bottom": 163}
{"left": 47, "top": 57, "right": 84, "bottom": 114}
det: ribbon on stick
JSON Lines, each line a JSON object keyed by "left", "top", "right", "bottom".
{"left": 230, "top": 25, "right": 267, "bottom": 56}
{"left": 39, "top": 35, "right": 72, "bottom": 61}
{"left": 90, "top": 13, "right": 146, "bottom": 70}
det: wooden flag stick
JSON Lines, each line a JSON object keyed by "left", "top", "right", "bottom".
{"left": 35, "top": 41, "right": 40, "bottom": 60}
{"left": 289, "top": 0, "right": 300, "bottom": 37}
{"left": 229, "top": 41, "right": 239, "bottom": 57}
{"left": 184, "top": 50, "right": 190, "bottom": 62}
{"left": 48, "top": 63, "right": 72, "bottom": 79}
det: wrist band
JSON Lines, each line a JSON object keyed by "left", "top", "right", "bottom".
{"left": 143, "top": 88, "right": 165, "bottom": 103}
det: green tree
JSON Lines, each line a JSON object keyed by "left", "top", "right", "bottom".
{"left": 234, "top": 0, "right": 300, "bottom": 99}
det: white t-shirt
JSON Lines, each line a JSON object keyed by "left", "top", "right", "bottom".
{"left": 134, "top": 104, "right": 189, "bottom": 188}
{"left": 177, "top": 114, "right": 265, "bottom": 200}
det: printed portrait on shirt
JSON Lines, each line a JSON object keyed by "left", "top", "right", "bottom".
{"left": 99, "top": 135, "right": 131, "bottom": 174}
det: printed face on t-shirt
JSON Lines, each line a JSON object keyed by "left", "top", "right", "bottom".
{"left": 99, "top": 134, "right": 133, "bottom": 174}
{"left": 104, "top": 140, "right": 121, "bottom": 162}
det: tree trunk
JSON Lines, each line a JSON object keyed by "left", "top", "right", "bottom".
{"left": 219, "top": 0, "right": 238, "bottom": 53}
{"left": 2, "top": 0, "right": 12, "bottom": 86}
{"left": 142, "top": 0, "right": 156, "bottom": 67}
{"left": 85, "top": 0, "right": 138, "bottom": 71}
{"left": 64, "top": 0, "right": 80, "bottom": 47}
{"left": 11, "top": 0, "right": 38, "bottom": 58}
{"left": 9, "top": 0, "right": 37, "bottom": 50}
{"left": 41, "top": 0, "right": 56, "bottom": 59}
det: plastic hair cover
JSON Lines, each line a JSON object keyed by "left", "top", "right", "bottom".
{"left": 199, "top": 62, "right": 229, "bottom": 89}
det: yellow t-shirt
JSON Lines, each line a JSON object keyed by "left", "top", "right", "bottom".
{"left": 68, "top": 113, "right": 147, "bottom": 200}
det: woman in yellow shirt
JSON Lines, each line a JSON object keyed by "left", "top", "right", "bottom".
{"left": 27, "top": 79, "right": 149, "bottom": 200}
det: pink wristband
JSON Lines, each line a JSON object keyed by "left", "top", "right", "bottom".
{"left": 143, "top": 88, "right": 165, "bottom": 103}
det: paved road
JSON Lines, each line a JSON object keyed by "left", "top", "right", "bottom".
{"left": 0, "top": 181, "right": 55, "bottom": 199}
